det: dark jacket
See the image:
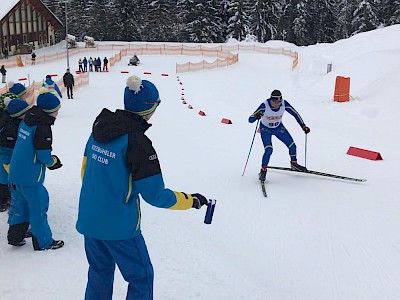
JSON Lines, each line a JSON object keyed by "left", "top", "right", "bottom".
{"left": 0, "top": 111, "right": 21, "bottom": 149}
{"left": 63, "top": 72, "right": 75, "bottom": 87}
{"left": 0, "top": 66, "right": 6, "bottom": 76}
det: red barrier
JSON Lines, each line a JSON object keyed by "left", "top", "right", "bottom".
{"left": 182, "top": 101, "right": 187, "bottom": 104}
{"left": 18, "top": 77, "right": 28, "bottom": 81}
{"left": 347, "top": 147, "right": 382, "bottom": 160}
{"left": 161, "top": 73, "right": 169, "bottom": 76}
{"left": 143, "top": 72, "right": 151, "bottom": 75}
{"left": 199, "top": 111, "right": 206, "bottom": 116}
{"left": 121, "top": 71, "right": 129, "bottom": 74}
{"left": 188, "top": 105, "right": 193, "bottom": 109}
{"left": 334, "top": 76, "right": 350, "bottom": 102}
{"left": 50, "top": 74, "right": 58, "bottom": 77}
{"left": 221, "top": 118, "right": 232, "bottom": 124}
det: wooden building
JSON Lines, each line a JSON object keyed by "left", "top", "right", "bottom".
{"left": 1, "top": 0, "right": 63, "bottom": 57}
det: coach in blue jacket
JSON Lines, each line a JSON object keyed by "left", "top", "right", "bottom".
{"left": 76, "top": 75, "right": 209, "bottom": 300}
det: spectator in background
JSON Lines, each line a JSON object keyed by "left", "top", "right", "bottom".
{"left": 63, "top": 68, "right": 75, "bottom": 99}
{"left": 103, "top": 57, "right": 108, "bottom": 72}
{"left": 0, "top": 65, "right": 6, "bottom": 83}
{"left": 3, "top": 47, "right": 9, "bottom": 59}
{"left": 78, "top": 58, "right": 84, "bottom": 73}
{"left": 42, "top": 75, "right": 62, "bottom": 98}
{"left": 31, "top": 52, "right": 36, "bottom": 65}
{"left": 96, "top": 57, "right": 101, "bottom": 72}
{"left": 89, "top": 57, "right": 94, "bottom": 72}
{"left": 83, "top": 57, "right": 88, "bottom": 72}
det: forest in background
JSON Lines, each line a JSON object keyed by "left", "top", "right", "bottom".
{"left": 42, "top": 0, "right": 400, "bottom": 46}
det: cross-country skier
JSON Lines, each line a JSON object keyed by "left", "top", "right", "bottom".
{"left": 248, "top": 89, "right": 310, "bottom": 181}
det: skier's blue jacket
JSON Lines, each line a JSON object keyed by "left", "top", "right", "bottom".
{"left": 9, "top": 106, "right": 58, "bottom": 186}
{"left": 42, "top": 79, "right": 62, "bottom": 98}
{"left": 76, "top": 109, "right": 194, "bottom": 241}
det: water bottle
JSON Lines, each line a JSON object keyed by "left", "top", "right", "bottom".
{"left": 204, "top": 199, "right": 216, "bottom": 224}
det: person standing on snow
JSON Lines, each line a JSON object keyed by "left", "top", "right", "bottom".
{"left": 0, "top": 65, "right": 6, "bottom": 83}
{"left": 42, "top": 75, "right": 62, "bottom": 98}
{"left": 89, "top": 57, "right": 94, "bottom": 72}
{"left": 63, "top": 68, "right": 75, "bottom": 99}
{"left": 83, "top": 57, "right": 88, "bottom": 72}
{"left": 31, "top": 52, "right": 36, "bottom": 65}
{"left": 249, "top": 89, "right": 310, "bottom": 181}
{"left": 78, "top": 58, "right": 83, "bottom": 72}
{"left": 103, "top": 57, "right": 108, "bottom": 71}
{"left": 0, "top": 98, "right": 29, "bottom": 218}
{"left": 8, "top": 88, "right": 64, "bottom": 250}
{"left": 76, "top": 75, "right": 209, "bottom": 300}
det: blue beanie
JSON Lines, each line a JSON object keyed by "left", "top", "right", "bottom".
{"left": 8, "top": 81, "right": 27, "bottom": 97}
{"left": 5, "top": 98, "right": 30, "bottom": 118}
{"left": 124, "top": 76, "right": 160, "bottom": 116}
{"left": 36, "top": 87, "right": 61, "bottom": 114}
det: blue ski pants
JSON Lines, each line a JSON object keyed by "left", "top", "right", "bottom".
{"left": 84, "top": 233, "right": 154, "bottom": 300}
{"left": 8, "top": 184, "right": 53, "bottom": 249}
{"left": 260, "top": 123, "right": 297, "bottom": 166}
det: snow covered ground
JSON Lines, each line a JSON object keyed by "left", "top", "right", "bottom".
{"left": 1, "top": 25, "right": 400, "bottom": 299}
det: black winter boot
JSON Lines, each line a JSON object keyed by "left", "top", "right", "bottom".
{"left": 8, "top": 222, "right": 29, "bottom": 246}
{"left": 33, "top": 236, "right": 64, "bottom": 250}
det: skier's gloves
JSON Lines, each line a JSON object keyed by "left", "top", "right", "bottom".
{"left": 254, "top": 111, "right": 263, "bottom": 120}
{"left": 302, "top": 126, "right": 310, "bottom": 134}
{"left": 191, "top": 193, "right": 208, "bottom": 209}
{"left": 48, "top": 155, "right": 62, "bottom": 170}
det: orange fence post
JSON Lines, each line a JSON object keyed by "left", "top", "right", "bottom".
{"left": 334, "top": 76, "right": 350, "bottom": 102}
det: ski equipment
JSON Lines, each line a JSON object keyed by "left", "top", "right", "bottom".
{"left": 267, "top": 166, "right": 366, "bottom": 182}
{"left": 242, "top": 120, "right": 260, "bottom": 176}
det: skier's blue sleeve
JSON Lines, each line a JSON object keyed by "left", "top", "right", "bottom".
{"left": 284, "top": 100, "right": 305, "bottom": 127}
{"left": 134, "top": 173, "right": 193, "bottom": 210}
{"left": 248, "top": 103, "right": 266, "bottom": 123}
{"left": 54, "top": 84, "right": 62, "bottom": 98}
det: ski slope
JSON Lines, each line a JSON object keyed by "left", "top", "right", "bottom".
{"left": 0, "top": 25, "right": 400, "bottom": 299}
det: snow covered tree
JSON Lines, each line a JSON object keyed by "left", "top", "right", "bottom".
{"left": 249, "top": 0, "right": 280, "bottom": 42}
{"left": 177, "top": 0, "right": 223, "bottom": 42}
{"left": 351, "top": 0, "right": 380, "bottom": 36}
{"left": 226, "top": 0, "right": 252, "bottom": 41}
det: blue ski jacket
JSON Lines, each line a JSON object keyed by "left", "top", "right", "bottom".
{"left": 76, "top": 109, "right": 194, "bottom": 240}
{"left": 9, "top": 106, "right": 58, "bottom": 186}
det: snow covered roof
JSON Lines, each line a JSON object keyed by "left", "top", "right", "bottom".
{"left": 0, "top": 0, "right": 62, "bottom": 29}
{"left": 0, "top": 0, "right": 19, "bottom": 20}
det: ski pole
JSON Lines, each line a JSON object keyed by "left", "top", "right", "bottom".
{"left": 304, "top": 134, "right": 308, "bottom": 168}
{"left": 242, "top": 120, "right": 260, "bottom": 176}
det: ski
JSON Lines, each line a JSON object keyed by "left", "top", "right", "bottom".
{"left": 267, "top": 166, "right": 366, "bottom": 182}
{"left": 261, "top": 181, "right": 267, "bottom": 197}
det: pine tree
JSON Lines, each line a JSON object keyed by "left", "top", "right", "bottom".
{"left": 351, "top": 0, "right": 380, "bottom": 36}
{"left": 226, "top": 0, "right": 252, "bottom": 41}
{"left": 249, "top": 0, "right": 280, "bottom": 42}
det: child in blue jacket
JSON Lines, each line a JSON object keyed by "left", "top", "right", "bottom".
{"left": 76, "top": 75, "right": 209, "bottom": 300}
{"left": 8, "top": 88, "right": 64, "bottom": 250}
{"left": 249, "top": 90, "right": 310, "bottom": 181}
